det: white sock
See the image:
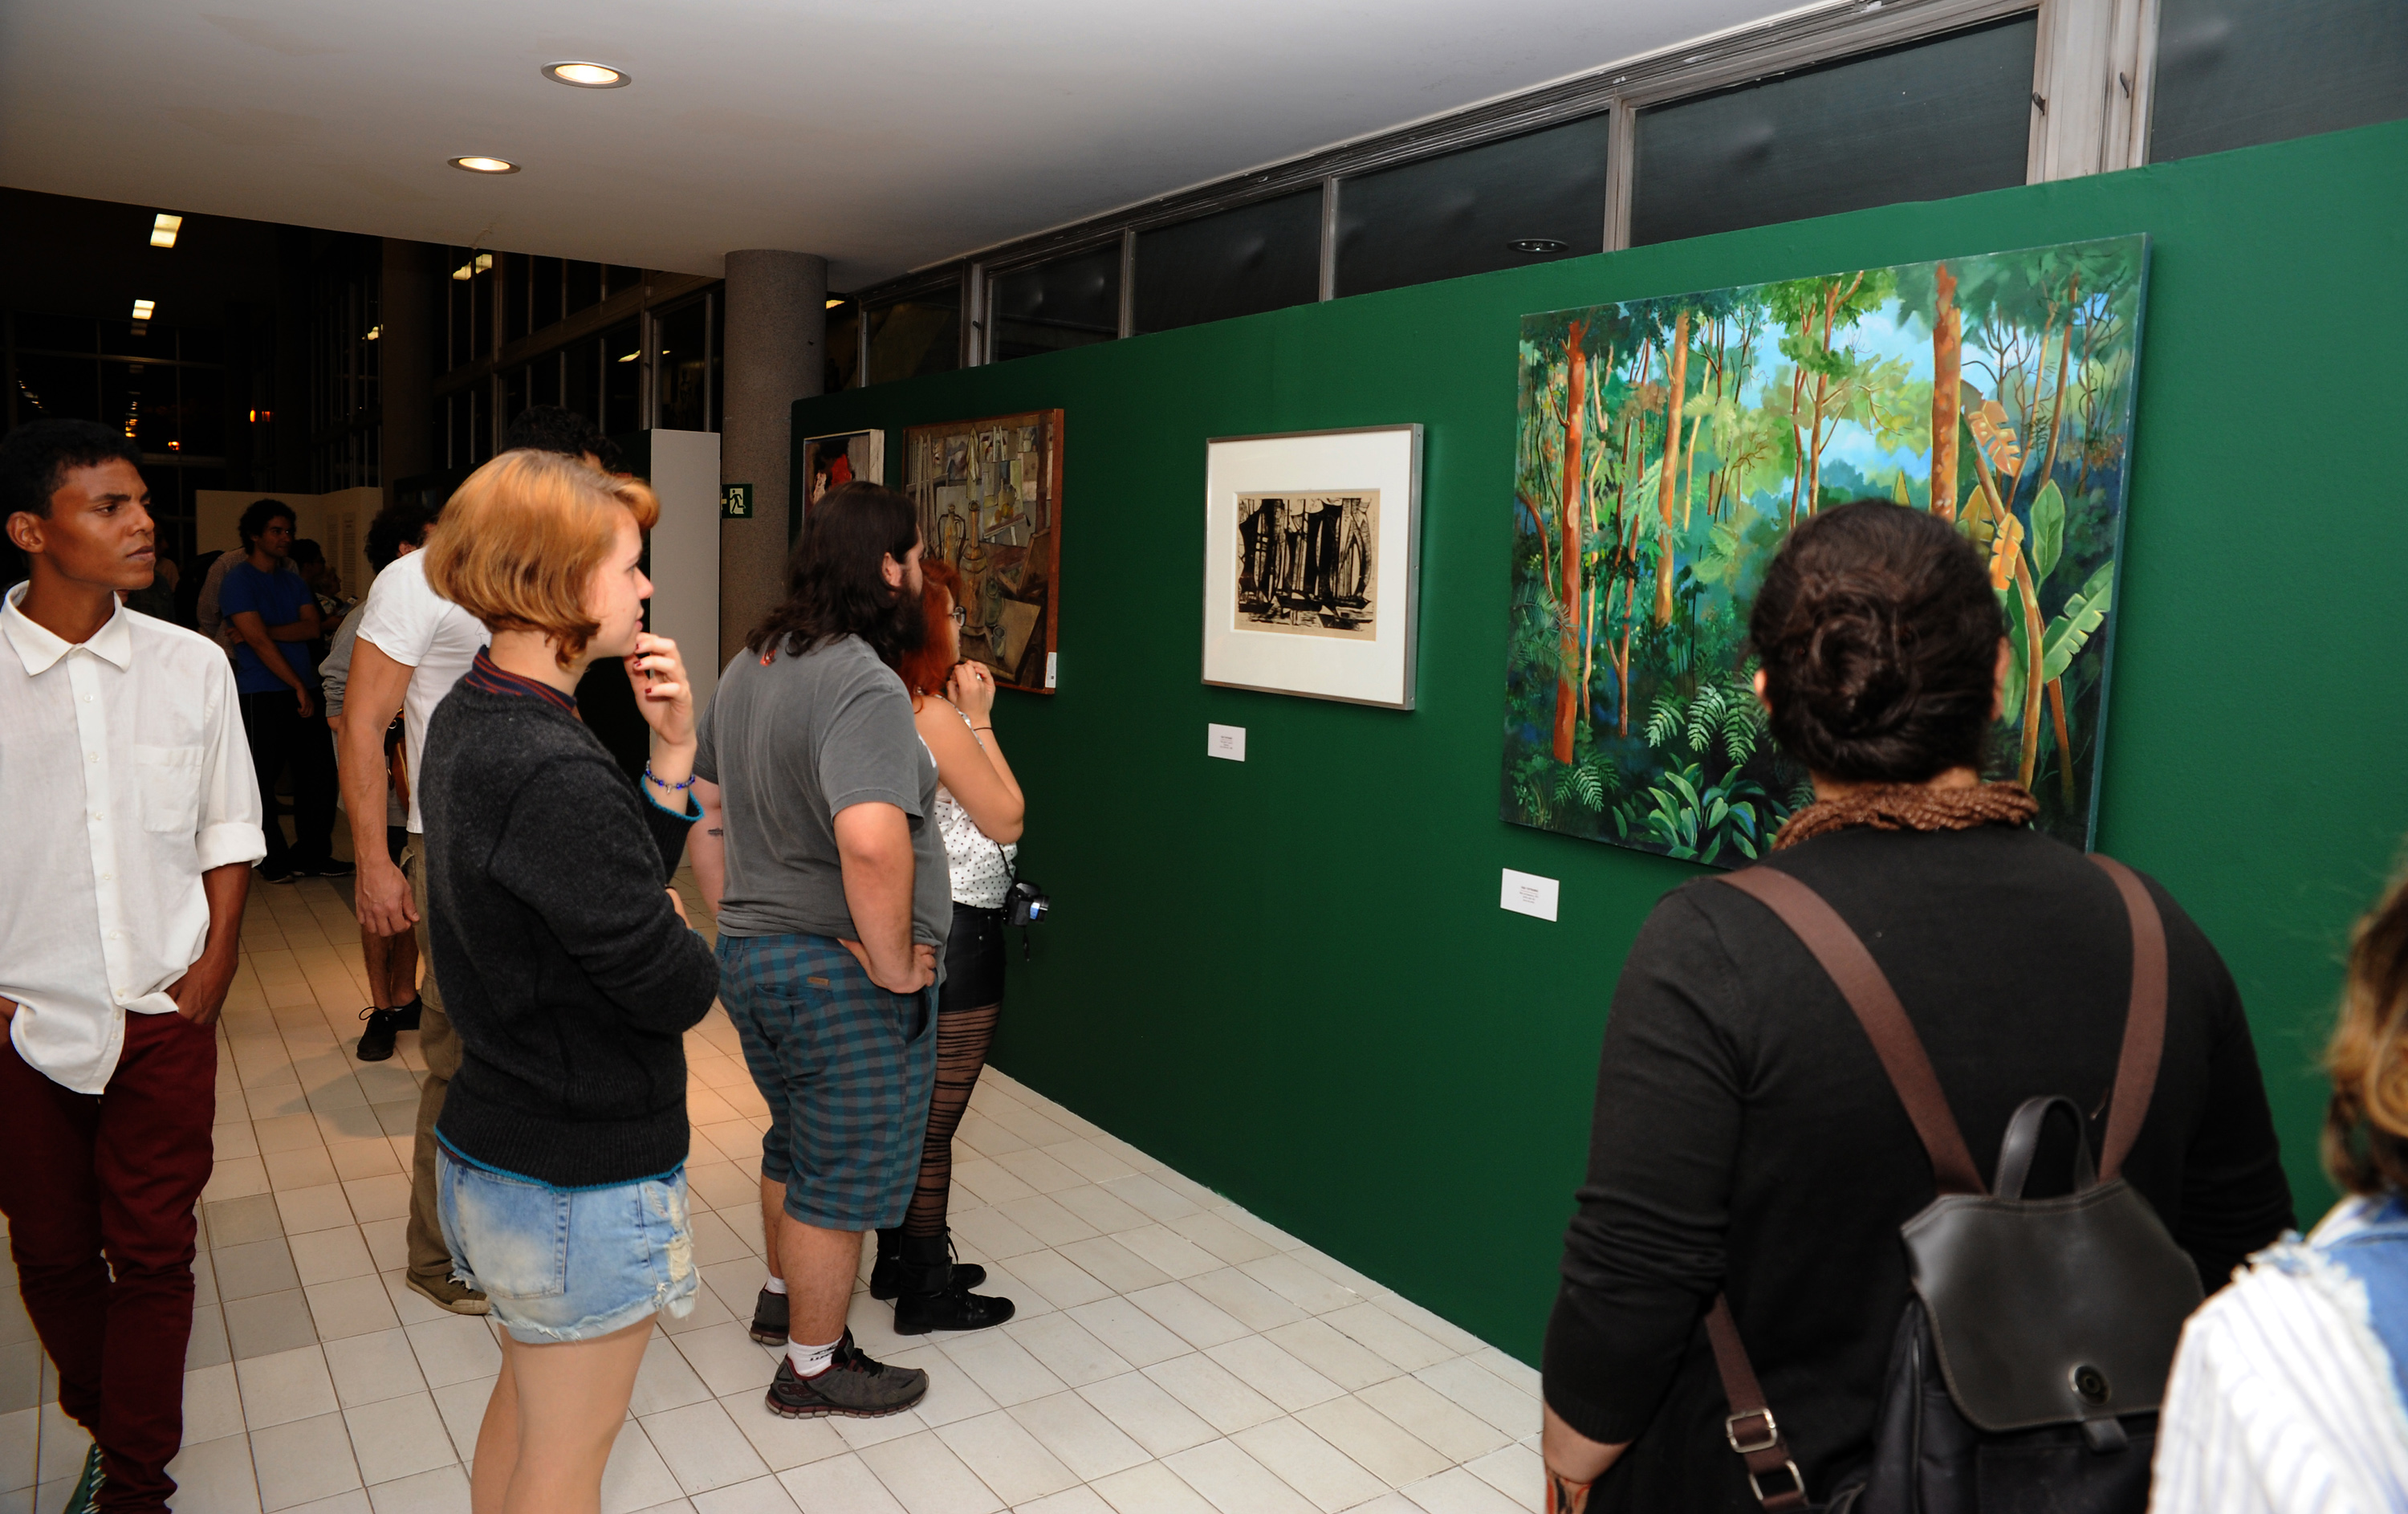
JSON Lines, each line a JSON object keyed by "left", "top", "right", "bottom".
{"left": 787, "top": 1335, "right": 840, "bottom": 1378}
{"left": 762, "top": 1276, "right": 787, "bottom": 1296}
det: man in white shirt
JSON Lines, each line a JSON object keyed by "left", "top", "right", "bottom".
{"left": 341, "top": 503, "right": 490, "bottom": 1316}
{"left": 0, "top": 419, "right": 265, "bottom": 1513}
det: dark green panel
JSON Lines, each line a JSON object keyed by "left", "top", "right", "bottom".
{"left": 786, "top": 120, "right": 2408, "bottom": 1365}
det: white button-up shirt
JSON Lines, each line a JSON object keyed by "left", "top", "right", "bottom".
{"left": 0, "top": 583, "right": 265, "bottom": 1093}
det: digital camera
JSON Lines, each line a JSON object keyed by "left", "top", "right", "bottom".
{"left": 1006, "top": 877, "right": 1050, "bottom": 927}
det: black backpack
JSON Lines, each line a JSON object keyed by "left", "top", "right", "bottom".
{"left": 1702, "top": 856, "right": 2204, "bottom": 1513}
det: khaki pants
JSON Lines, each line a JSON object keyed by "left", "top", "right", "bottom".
{"left": 400, "top": 833, "right": 462, "bottom": 1287}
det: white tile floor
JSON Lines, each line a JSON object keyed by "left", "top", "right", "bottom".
{"left": 2, "top": 873, "right": 1544, "bottom": 1514}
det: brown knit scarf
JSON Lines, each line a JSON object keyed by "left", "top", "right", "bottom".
{"left": 1772, "top": 780, "right": 2039, "bottom": 851}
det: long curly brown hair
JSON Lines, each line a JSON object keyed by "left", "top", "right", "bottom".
{"left": 2328, "top": 862, "right": 2408, "bottom": 1195}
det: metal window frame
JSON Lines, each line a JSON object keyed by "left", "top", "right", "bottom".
{"left": 847, "top": 0, "right": 2150, "bottom": 378}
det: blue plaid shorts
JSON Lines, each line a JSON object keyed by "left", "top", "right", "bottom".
{"left": 716, "top": 933, "right": 938, "bottom": 1231}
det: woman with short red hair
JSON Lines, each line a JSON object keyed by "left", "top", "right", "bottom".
{"left": 417, "top": 449, "right": 719, "bottom": 1514}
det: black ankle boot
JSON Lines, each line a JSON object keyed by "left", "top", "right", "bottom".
{"left": 893, "top": 1270, "right": 1016, "bottom": 1335}
{"left": 870, "top": 1230, "right": 986, "bottom": 1301}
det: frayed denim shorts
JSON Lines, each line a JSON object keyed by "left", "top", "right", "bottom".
{"left": 435, "top": 1147, "right": 699, "bottom": 1345}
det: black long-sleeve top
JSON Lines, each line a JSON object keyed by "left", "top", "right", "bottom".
{"left": 1543, "top": 824, "right": 2293, "bottom": 1511}
{"left": 419, "top": 662, "right": 720, "bottom": 1188}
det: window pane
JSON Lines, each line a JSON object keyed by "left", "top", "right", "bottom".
{"left": 564, "top": 336, "right": 600, "bottom": 425}
{"left": 16, "top": 352, "right": 100, "bottom": 421}
{"left": 503, "top": 252, "right": 531, "bottom": 342}
{"left": 1337, "top": 115, "right": 1611, "bottom": 297}
{"left": 2151, "top": 0, "right": 2408, "bottom": 162}
{"left": 531, "top": 350, "right": 561, "bottom": 409}
{"left": 600, "top": 321, "right": 642, "bottom": 434}
{"left": 991, "top": 245, "right": 1121, "bottom": 362}
{"left": 531, "top": 257, "right": 563, "bottom": 332}
{"left": 181, "top": 367, "right": 226, "bottom": 458}
{"left": 448, "top": 254, "right": 473, "bottom": 369}
{"left": 654, "top": 300, "right": 709, "bottom": 429}
{"left": 566, "top": 260, "right": 602, "bottom": 315}
{"left": 605, "top": 265, "right": 643, "bottom": 297}
{"left": 470, "top": 383, "right": 491, "bottom": 464}
{"left": 1630, "top": 15, "right": 2036, "bottom": 247}
{"left": 498, "top": 365, "right": 528, "bottom": 435}
{"left": 827, "top": 301, "right": 861, "bottom": 391}
{"left": 867, "top": 290, "right": 960, "bottom": 385}
{"left": 179, "top": 328, "right": 223, "bottom": 364}
{"left": 16, "top": 313, "right": 94, "bottom": 352}
{"left": 1134, "top": 190, "right": 1321, "bottom": 334}
{"left": 471, "top": 260, "right": 494, "bottom": 361}
{"left": 102, "top": 361, "right": 165, "bottom": 450}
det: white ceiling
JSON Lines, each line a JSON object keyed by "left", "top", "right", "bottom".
{"left": 0, "top": 0, "right": 1804, "bottom": 289}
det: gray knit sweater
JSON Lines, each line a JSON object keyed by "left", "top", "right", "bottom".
{"left": 420, "top": 670, "right": 718, "bottom": 1187}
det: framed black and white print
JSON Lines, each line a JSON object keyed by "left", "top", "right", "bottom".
{"left": 1202, "top": 425, "right": 1422, "bottom": 708}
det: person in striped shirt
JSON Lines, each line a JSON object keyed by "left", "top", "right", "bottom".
{"left": 2151, "top": 864, "right": 2408, "bottom": 1512}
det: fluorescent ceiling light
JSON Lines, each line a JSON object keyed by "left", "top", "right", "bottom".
{"left": 130, "top": 299, "right": 156, "bottom": 320}
{"left": 449, "top": 157, "right": 520, "bottom": 174}
{"left": 825, "top": 298, "right": 846, "bottom": 308}
{"left": 364, "top": 325, "right": 383, "bottom": 341}
{"left": 543, "top": 61, "right": 628, "bottom": 88}
{"left": 616, "top": 351, "right": 639, "bottom": 363}
{"left": 150, "top": 214, "right": 182, "bottom": 248}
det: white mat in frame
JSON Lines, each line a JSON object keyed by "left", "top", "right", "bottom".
{"left": 1202, "top": 424, "right": 1423, "bottom": 709}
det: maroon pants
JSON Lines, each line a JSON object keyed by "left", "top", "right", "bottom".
{"left": 0, "top": 1011, "right": 216, "bottom": 1512}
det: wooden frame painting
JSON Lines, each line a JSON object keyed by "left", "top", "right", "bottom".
{"left": 1203, "top": 425, "right": 1424, "bottom": 708}
{"left": 904, "top": 409, "right": 1062, "bottom": 692}
{"left": 1503, "top": 236, "right": 2148, "bottom": 863}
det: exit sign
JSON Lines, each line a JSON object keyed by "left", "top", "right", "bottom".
{"left": 721, "top": 483, "right": 755, "bottom": 519}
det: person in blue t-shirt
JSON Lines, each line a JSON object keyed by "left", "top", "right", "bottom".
{"left": 220, "top": 499, "right": 348, "bottom": 883}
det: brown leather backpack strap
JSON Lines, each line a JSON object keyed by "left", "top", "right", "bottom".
{"left": 2088, "top": 855, "right": 2168, "bottom": 1181}
{"left": 1706, "top": 1294, "right": 1807, "bottom": 1509}
{"left": 1714, "top": 869, "right": 1986, "bottom": 1196}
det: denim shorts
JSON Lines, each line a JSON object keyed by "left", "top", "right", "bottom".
{"left": 435, "top": 1148, "right": 699, "bottom": 1344}
{"left": 717, "top": 932, "right": 938, "bottom": 1231}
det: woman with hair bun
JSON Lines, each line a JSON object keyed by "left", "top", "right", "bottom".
{"left": 1537, "top": 502, "right": 2295, "bottom": 1512}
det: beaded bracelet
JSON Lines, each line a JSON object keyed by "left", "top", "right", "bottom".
{"left": 644, "top": 766, "right": 698, "bottom": 791}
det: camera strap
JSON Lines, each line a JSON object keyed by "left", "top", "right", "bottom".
{"left": 995, "top": 840, "right": 1035, "bottom": 961}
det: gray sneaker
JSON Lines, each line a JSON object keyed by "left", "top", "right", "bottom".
{"left": 763, "top": 1331, "right": 928, "bottom": 1418}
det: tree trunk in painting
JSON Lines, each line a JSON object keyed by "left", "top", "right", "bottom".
{"left": 1931, "top": 263, "right": 1962, "bottom": 522}
{"left": 1653, "top": 307, "right": 1689, "bottom": 627}
{"left": 2048, "top": 678, "right": 2076, "bottom": 804}
{"left": 1552, "top": 321, "right": 1588, "bottom": 763}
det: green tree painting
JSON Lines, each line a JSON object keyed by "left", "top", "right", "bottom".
{"left": 1501, "top": 236, "right": 2148, "bottom": 863}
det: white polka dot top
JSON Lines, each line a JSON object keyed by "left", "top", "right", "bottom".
{"left": 934, "top": 707, "right": 1016, "bottom": 908}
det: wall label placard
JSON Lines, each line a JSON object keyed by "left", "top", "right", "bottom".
{"left": 1207, "top": 724, "right": 1247, "bottom": 762}
{"left": 1500, "top": 868, "right": 1560, "bottom": 922}
{"left": 720, "top": 483, "right": 755, "bottom": 519}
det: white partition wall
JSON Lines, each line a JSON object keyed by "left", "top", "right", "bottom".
{"left": 643, "top": 430, "right": 723, "bottom": 716}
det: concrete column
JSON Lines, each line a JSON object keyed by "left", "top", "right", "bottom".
{"left": 719, "top": 250, "right": 827, "bottom": 667}
{"left": 379, "top": 239, "right": 438, "bottom": 496}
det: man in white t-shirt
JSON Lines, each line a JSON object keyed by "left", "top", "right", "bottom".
{"left": 340, "top": 513, "right": 488, "bottom": 1316}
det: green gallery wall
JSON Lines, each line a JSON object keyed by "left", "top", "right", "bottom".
{"left": 787, "top": 118, "right": 2408, "bottom": 1365}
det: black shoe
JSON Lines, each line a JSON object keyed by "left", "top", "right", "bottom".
{"left": 749, "top": 1285, "right": 788, "bottom": 1347}
{"left": 894, "top": 1282, "right": 1015, "bottom": 1335}
{"left": 764, "top": 1332, "right": 928, "bottom": 1418}
{"left": 304, "top": 859, "right": 356, "bottom": 878}
{"left": 391, "top": 997, "right": 424, "bottom": 1032}
{"left": 356, "top": 1007, "right": 402, "bottom": 1063}
{"left": 258, "top": 862, "right": 295, "bottom": 885}
{"left": 869, "top": 1231, "right": 986, "bottom": 1301}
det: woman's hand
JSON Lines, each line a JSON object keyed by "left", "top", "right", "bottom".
{"left": 948, "top": 660, "right": 996, "bottom": 722}
{"left": 626, "top": 633, "right": 695, "bottom": 750}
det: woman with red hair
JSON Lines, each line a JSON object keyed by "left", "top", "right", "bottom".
{"left": 868, "top": 558, "right": 1026, "bottom": 1332}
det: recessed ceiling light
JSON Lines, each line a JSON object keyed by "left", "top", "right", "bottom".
{"left": 543, "top": 61, "right": 628, "bottom": 88}
{"left": 1509, "top": 238, "right": 1570, "bottom": 254}
{"left": 825, "top": 297, "right": 846, "bottom": 308}
{"left": 451, "top": 252, "right": 495, "bottom": 281}
{"left": 130, "top": 299, "right": 156, "bottom": 321}
{"left": 449, "top": 157, "right": 520, "bottom": 174}
{"left": 150, "top": 214, "right": 182, "bottom": 249}
{"left": 364, "top": 325, "right": 383, "bottom": 341}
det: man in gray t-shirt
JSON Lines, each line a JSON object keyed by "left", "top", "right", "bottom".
{"left": 688, "top": 482, "right": 945, "bottom": 1422}
{"left": 694, "top": 633, "right": 948, "bottom": 951}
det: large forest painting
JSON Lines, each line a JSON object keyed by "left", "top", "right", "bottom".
{"left": 1502, "top": 236, "right": 2148, "bottom": 863}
